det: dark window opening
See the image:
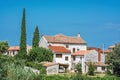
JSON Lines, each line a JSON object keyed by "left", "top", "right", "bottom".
{"left": 56, "top": 54, "right": 62, "bottom": 58}
{"left": 65, "top": 56, "right": 68, "bottom": 61}
{"left": 73, "top": 48, "right": 75, "bottom": 53}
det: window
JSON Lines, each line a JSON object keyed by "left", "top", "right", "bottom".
{"left": 80, "top": 56, "right": 82, "bottom": 60}
{"left": 13, "top": 51, "right": 15, "bottom": 55}
{"left": 102, "top": 67, "right": 105, "bottom": 70}
{"left": 77, "top": 48, "right": 79, "bottom": 51}
{"left": 56, "top": 54, "right": 62, "bottom": 58}
{"left": 73, "top": 48, "right": 75, "bottom": 53}
{"left": 73, "top": 56, "right": 76, "bottom": 61}
{"left": 65, "top": 56, "right": 68, "bottom": 61}
{"left": 66, "top": 44, "right": 69, "bottom": 48}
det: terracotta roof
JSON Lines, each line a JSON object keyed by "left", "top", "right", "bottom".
{"left": 48, "top": 46, "right": 71, "bottom": 53}
{"left": 94, "top": 62, "right": 107, "bottom": 66}
{"left": 42, "top": 62, "right": 58, "bottom": 67}
{"left": 86, "top": 62, "right": 107, "bottom": 67}
{"left": 44, "top": 34, "right": 86, "bottom": 44}
{"left": 101, "top": 50, "right": 111, "bottom": 53}
{"left": 8, "top": 46, "right": 20, "bottom": 51}
{"left": 72, "top": 50, "right": 92, "bottom": 56}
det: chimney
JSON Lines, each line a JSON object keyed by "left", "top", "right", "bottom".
{"left": 77, "top": 32, "right": 80, "bottom": 37}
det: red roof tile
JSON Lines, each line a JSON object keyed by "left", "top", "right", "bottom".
{"left": 101, "top": 50, "right": 111, "bottom": 53}
{"left": 8, "top": 46, "right": 19, "bottom": 51}
{"left": 44, "top": 34, "right": 86, "bottom": 44}
{"left": 72, "top": 50, "right": 91, "bottom": 56}
{"left": 48, "top": 46, "right": 70, "bottom": 53}
{"left": 42, "top": 62, "right": 58, "bottom": 67}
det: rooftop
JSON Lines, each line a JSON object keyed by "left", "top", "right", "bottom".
{"left": 42, "top": 62, "right": 58, "bottom": 67}
{"left": 8, "top": 46, "right": 19, "bottom": 51}
{"left": 72, "top": 50, "right": 92, "bottom": 56}
{"left": 48, "top": 46, "right": 71, "bottom": 53}
{"left": 44, "top": 34, "right": 86, "bottom": 44}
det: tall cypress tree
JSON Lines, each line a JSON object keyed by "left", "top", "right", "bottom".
{"left": 19, "top": 8, "right": 27, "bottom": 54}
{"left": 32, "top": 26, "right": 40, "bottom": 48}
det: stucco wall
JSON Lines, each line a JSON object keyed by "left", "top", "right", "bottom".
{"left": 101, "top": 53, "right": 105, "bottom": 62}
{"left": 54, "top": 53, "right": 72, "bottom": 70}
{"left": 68, "top": 44, "right": 87, "bottom": 53}
{"left": 47, "top": 43, "right": 87, "bottom": 53}
{"left": 39, "top": 36, "right": 48, "bottom": 48}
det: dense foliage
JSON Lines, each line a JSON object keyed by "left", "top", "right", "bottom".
{"left": 25, "top": 61, "right": 46, "bottom": 74}
{"left": 32, "top": 74, "right": 120, "bottom": 80}
{"left": 88, "top": 62, "right": 95, "bottom": 75}
{"left": 19, "top": 8, "right": 27, "bottom": 58}
{"left": 106, "top": 45, "right": 120, "bottom": 76}
{"left": 75, "top": 62, "right": 82, "bottom": 74}
{"left": 32, "top": 26, "right": 40, "bottom": 48}
{"left": 28, "top": 47, "right": 53, "bottom": 62}
{"left": 0, "top": 41, "right": 9, "bottom": 54}
{"left": 1, "top": 54, "right": 120, "bottom": 80}
{"left": 0, "top": 55, "right": 34, "bottom": 80}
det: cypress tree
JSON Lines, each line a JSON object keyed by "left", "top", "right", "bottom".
{"left": 19, "top": 8, "right": 27, "bottom": 54}
{"left": 32, "top": 26, "right": 40, "bottom": 48}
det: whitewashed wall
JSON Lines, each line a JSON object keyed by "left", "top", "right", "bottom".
{"left": 101, "top": 53, "right": 105, "bottom": 62}
{"left": 39, "top": 36, "right": 48, "bottom": 48}
{"left": 46, "top": 43, "right": 87, "bottom": 53}
{"left": 68, "top": 44, "right": 87, "bottom": 53}
{"left": 54, "top": 53, "right": 72, "bottom": 70}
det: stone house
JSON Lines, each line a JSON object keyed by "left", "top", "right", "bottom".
{"left": 43, "top": 62, "right": 59, "bottom": 75}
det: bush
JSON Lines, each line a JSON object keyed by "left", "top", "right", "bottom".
{"left": 28, "top": 47, "right": 53, "bottom": 62}
{"left": 75, "top": 62, "right": 82, "bottom": 74}
{"left": 88, "top": 62, "right": 95, "bottom": 76}
{"left": 25, "top": 61, "right": 46, "bottom": 74}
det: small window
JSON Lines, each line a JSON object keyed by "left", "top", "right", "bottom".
{"left": 65, "top": 56, "right": 68, "bottom": 61}
{"left": 77, "top": 48, "right": 79, "bottom": 51}
{"left": 13, "top": 51, "right": 15, "bottom": 55}
{"left": 73, "top": 56, "right": 76, "bottom": 61}
{"left": 73, "top": 48, "right": 75, "bottom": 53}
{"left": 102, "top": 67, "right": 105, "bottom": 70}
{"left": 80, "top": 56, "right": 82, "bottom": 60}
{"left": 56, "top": 54, "right": 62, "bottom": 58}
{"left": 66, "top": 44, "right": 69, "bottom": 48}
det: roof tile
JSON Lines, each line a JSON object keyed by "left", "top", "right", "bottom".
{"left": 44, "top": 34, "right": 86, "bottom": 44}
{"left": 48, "top": 46, "right": 70, "bottom": 53}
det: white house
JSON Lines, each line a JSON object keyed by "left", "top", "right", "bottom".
{"left": 39, "top": 33, "right": 106, "bottom": 73}
{"left": 39, "top": 33, "right": 87, "bottom": 53}
{"left": 39, "top": 33, "right": 87, "bottom": 70}
{"left": 7, "top": 45, "right": 32, "bottom": 56}
{"left": 48, "top": 46, "right": 71, "bottom": 70}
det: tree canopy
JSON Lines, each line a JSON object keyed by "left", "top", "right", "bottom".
{"left": 0, "top": 41, "right": 9, "bottom": 54}
{"left": 75, "top": 62, "right": 82, "bottom": 74}
{"left": 106, "top": 45, "right": 120, "bottom": 76}
{"left": 28, "top": 47, "right": 53, "bottom": 62}
{"left": 19, "top": 8, "right": 27, "bottom": 54}
{"left": 32, "top": 26, "right": 40, "bottom": 48}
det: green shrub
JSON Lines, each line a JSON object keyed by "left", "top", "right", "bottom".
{"left": 75, "top": 62, "right": 82, "bottom": 74}
{"left": 88, "top": 62, "right": 95, "bottom": 76}
{"left": 28, "top": 47, "right": 53, "bottom": 62}
{"left": 25, "top": 61, "right": 46, "bottom": 74}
